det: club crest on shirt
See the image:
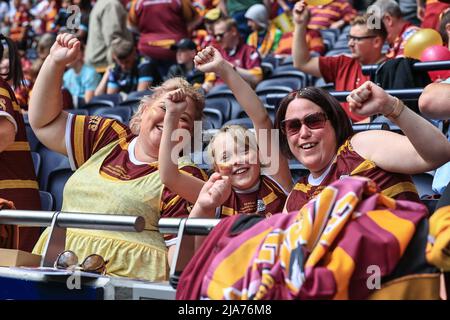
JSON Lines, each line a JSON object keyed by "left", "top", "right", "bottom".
{"left": 0, "top": 98, "right": 6, "bottom": 111}
{"left": 257, "top": 199, "right": 266, "bottom": 213}
{"left": 88, "top": 116, "right": 101, "bottom": 132}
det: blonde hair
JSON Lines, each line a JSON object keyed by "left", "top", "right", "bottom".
{"left": 129, "top": 77, "right": 205, "bottom": 135}
{"left": 206, "top": 125, "right": 258, "bottom": 167}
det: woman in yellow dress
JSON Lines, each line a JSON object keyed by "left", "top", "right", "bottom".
{"left": 29, "top": 33, "right": 207, "bottom": 281}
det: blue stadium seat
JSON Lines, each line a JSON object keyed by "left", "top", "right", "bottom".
{"left": 39, "top": 190, "right": 54, "bottom": 211}
{"left": 127, "top": 90, "right": 153, "bottom": 100}
{"left": 412, "top": 172, "right": 437, "bottom": 199}
{"left": 205, "top": 97, "right": 232, "bottom": 122}
{"left": 92, "top": 106, "right": 132, "bottom": 124}
{"left": 38, "top": 147, "right": 71, "bottom": 191}
{"left": 91, "top": 93, "right": 123, "bottom": 106}
{"left": 31, "top": 151, "right": 41, "bottom": 177}
{"left": 325, "top": 48, "right": 351, "bottom": 56}
{"left": 81, "top": 102, "right": 114, "bottom": 115}
{"left": 257, "top": 77, "right": 302, "bottom": 92}
{"left": 203, "top": 108, "right": 224, "bottom": 129}
{"left": 25, "top": 124, "right": 40, "bottom": 152}
{"left": 66, "top": 108, "right": 89, "bottom": 116}
{"left": 315, "top": 78, "right": 334, "bottom": 90}
{"left": 47, "top": 168, "right": 73, "bottom": 211}
{"left": 256, "top": 84, "right": 293, "bottom": 96}
{"left": 269, "top": 70, "right": 308, "bottom": 86}
{"left": 289, "top": 159, "right": 309, "bottom": 182}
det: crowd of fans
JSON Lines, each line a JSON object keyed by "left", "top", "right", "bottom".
{"left": 0, "top": 0, "right": 450, "bottom": 299}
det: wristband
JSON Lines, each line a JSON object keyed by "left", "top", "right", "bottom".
{"left": 384, "top": 97, "right": 405, "bottom": 120}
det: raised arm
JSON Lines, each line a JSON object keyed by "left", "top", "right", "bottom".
{"left": 419, "top": 82, "right": 450, "bottom": 120}
{"left": 158, "top": 89, "right": 205, "bottom": 204}
{"left": 28, "top": 33, "right": 80, "bottom": 155}
{"left": 194, "top": 47, "right": 293, "bottom": 191}
{"left": 292, "top": 1, "right": 321, "bottom": 78}
{"left": 348, "top": 81, "right": 450, "bottom": 174}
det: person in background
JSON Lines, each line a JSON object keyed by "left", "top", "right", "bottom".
{"left": 95, "top": 38, "right": 158, "bottom": 96}
{"left": 0, "top": 34, "right": 41, "bottom": 251}
{"left": 63, "top": 41, "right": 100, "bottom": 105}
{"left": 307, "top": 0, "right": 356, "bottom": 30}
{"left": 368, "top": 0, "right": 420, "bottom": 58}
{"left": 194, "top": 7, "right": 222, "bottom": 49}
{"left": 245, "top": 3, "right": 283, "bottom": 58}
{"left": 85, "top": 0, "right": 132, "bottom": 74}
{"left": 166, "top": 38, "right": 204, "bottom": 88}
{"left": 417, "top": 0, "right": 450, "bottom": 30}
{"left": 203, "top": 18, "right": 263, "bottom": 92}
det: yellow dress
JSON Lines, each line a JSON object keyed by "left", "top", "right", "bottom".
{"left": 33, "top": 139, "right": 193, "bottom": 281}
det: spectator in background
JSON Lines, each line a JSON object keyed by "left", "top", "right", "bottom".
{"left": 95, "top": 38, "right": 158, "bottom": 96}
{"left": 63, "top": 42, "right": 100, "bottom": 105}
{"left": 307, "top": 0, "right": 356, "bottom": 30}
{"left": 293, "top": 1, "right": 387, "bottom": 122}
{"left": 0, "top": 34, "right": 41, "bottom": 252}
{"left": 8, "top": 0, "right": 32, "bottom": 51}
{"left": 245, "top": 3, "right": 283, "bottom": 58}
{"left": 166, "top": 38, "right": 204, "bottom": 87}
{"left": 203, "top": 18, "right": 263, "bottom": 92}
{"left": 86, "top": 0, "right": 132, "bottom": 74}
{"left": 419, "top": 80, "right": 450, "bottom": 196}
{"left": 194, "top": 7, "right": 222, "bottom": 49}
{"left": 128, "top": 0, "right": 200, "bottom": 80}
{"left": 397, "top": 0, "right": 422, "bottom": 25}
{"left": 440, "top": 8, "right": 450, "bottom": 48}
{"left": 418, "top": 0, "right": 450, "bottom": 30}
{"left": 219, "top": 0, "right": 269, "bottom": 39}
{"left": 369, "top": 0, "right": 420, "bottom": 58}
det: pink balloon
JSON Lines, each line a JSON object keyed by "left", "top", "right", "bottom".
{"left": 420, "top": 45, "right": 450, "bottom": 82}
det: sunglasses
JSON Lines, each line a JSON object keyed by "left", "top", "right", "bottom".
{"left": 54, "top": 250, "right": 109, "bottom": 275}
{"left": 347, "top": 35, "right": 377, "bottom": 42}
{"left": 280, "top": 112, "right": 328, "bottom": 136}
{"left": 214, "top": 29, "right": 230, "bottom": 41}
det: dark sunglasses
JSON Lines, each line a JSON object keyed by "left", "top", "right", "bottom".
{"left": 281, "top": 112, "right": 328, "bottom": 136}
{"left": 54, "top": 250, "right": 109, "bottom": 275}
{"left": 347, "top": 34, "right": 377, "bottom": 42}
{"left": 214, "top": 29, "right": 230, "bottom": 41}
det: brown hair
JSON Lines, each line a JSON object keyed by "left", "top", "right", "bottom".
{"left": 111, "top": 38, "right": 135, "bottom": 60}
{"left": 214, "top": 18, "right": 238, "bottom": 32}
{"left": 351, "top": 14, "right": 388, "bottom": 40}
{"left": 129, "top": 77, "right": 205, "bottom": 135}
{"left": 274, "top": 87, "right": 353, "bottom": 158}
{"left": 439, "top": 9, "right": 450, "bottom": 45}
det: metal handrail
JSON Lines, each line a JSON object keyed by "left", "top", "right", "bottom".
{"left": 159, "top": 218, "right": 220, "bottom": 235}
{"left": 0, "top": 210, "right": 145, "bottom": 231}
{"left": 362, "top": 60, "right": 450, "bottom": 75}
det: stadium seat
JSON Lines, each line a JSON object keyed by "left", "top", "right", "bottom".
{"left": 205, "top": 97, "right": 232, "bottom": 122}
{"left": 412, "top": 172, "right": 437, "bottom": 199}
{"left": 126, "top": 89, "right": 153, "bottom": 100}
{"left": 315, "top": 78, "right": 334, "bottom": 90}
{"left": 269, "top": 70, "right": 308, "bottom": 86}
{"left": 320, "top": 29, "right": 338, "bottom": 46}
{"left": 38, "top": 146, "right": 71, "bottom": 191}
{"left": 325, "top": 48, "right": 351, "bottom": 56}
{"left": 279, "top": 56, "right": 294, "bottom": 66}
{"left": 47, "top": 168, "right": 73, "bottom": 211}
{"left": 31, "top": 151, "right": 41, "bottom": 177}
{"left": 81, "top": 102, "right": 114, "bottom": 115}
{"left": 66, "top": 108, "right": 89, "bottom": 116}
{"left": 257, "top": 77, "right": 302, "bottom": 92}
{"left": 91, "top": 93, "right": 123, "bottom": 106}
{"left": 39, "top": 190, "right": 54, "bottom": 211}
{"left": 25, "top": 124, "right": 40, "bottom": 152}
{"left": 289, "top": 159, "right": 309, "bottom": 182}
{"left": 256, "top": 84, "right": 293, "bottom": 96}
{"left": 272, "top": 64, "right": 298, "bottom": 72}
{"left": 92, "top": 106, "right": 132, "bottom": 124}
{"left": 203, "top": 108, "right": 224, "bottom": 129}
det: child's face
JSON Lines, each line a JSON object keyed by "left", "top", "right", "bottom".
{"left": 212, "top": 133, "right": 261, "bottom": 190}
{"left": 176, "top": 49, "right": 196, "bottom": 65}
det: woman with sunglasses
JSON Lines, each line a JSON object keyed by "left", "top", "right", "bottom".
{"left": 28, "top": 33, "right": 207, "bottom": 281}
{"left": 276, "top": 81, "right": 450, "bottom": 212}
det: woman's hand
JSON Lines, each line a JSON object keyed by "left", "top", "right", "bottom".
{"left": 49, "top": 33, "right": 80, "bottom": 66}
{"left": 194, "top": 46, "right": 227, "bottom": 74}
{"left": 0, "top": 198, "right": 15, "bottom": 209}
{"left": 162, "top": 88, "right": 188, "bottom": 116}
{"left": 347, "top": 81, "right": 397, "bottom": 117}
{"left": 293, "top": 0, "right": 310, "bottom": 26}
{"left": 191, "top": 173, "right": 231, "bottom": 216}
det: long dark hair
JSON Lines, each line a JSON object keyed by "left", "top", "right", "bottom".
{"left": 0, "top": 34, "right": 24, "bottom": 88}
{"left": 274, "top": 87, "right": 354, "bottom": 158}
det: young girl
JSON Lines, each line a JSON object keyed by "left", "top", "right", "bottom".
{"left": 159, "top": 46, "right": 293, "bottom": 220}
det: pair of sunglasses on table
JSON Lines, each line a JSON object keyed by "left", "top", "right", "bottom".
{"left": 280, "top": 112, "right": 328, "bottom": 136}
{"left": 54, "top": 250, "right": 109, "bottom": 275}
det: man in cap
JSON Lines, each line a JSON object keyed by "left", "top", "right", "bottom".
{"left": 166, "top": 38, "right": 205, "bottom": 87}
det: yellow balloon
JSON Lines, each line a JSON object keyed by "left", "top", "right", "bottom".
{"left": 404, "top": 28, "right": 443, "bottom": 60}
{"left": 305, "top": 0, "right": 334, "bottom": 5}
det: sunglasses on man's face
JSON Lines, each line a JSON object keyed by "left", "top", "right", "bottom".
{"left": 347, "top": 34, "right": 377, "bottom": 42}
{"left": 281, "top": 112, "right": 328, "bottom": 136}
{"left": 54, "top": 250, "right": 109, "bottom": 275}
{"left": 214, "top": 29, "right": 230, "bottom": 41}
